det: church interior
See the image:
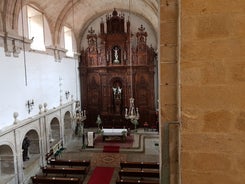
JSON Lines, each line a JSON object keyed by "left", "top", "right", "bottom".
{"left": 0, "top": 0, "right": 245, "bottom": 184}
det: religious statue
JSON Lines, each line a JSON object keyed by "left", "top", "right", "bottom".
{"left": 112, "top": 84, "right": 122, "bottom": 114}
{"left": 113, "top": 46, "right": 120, "bottom": 63}
{"left": 112, "top": 85, "right": 122, "bottom": 99}
{"left": 96, "top": 115, "right": 102, "bottom": 132}
{"left": 22, "top": 137, "right": 30, "bottom": 161}
{"left": 75, "top": 110, "right": 84, "bottom": 137}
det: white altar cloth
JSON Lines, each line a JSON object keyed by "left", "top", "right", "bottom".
{"left": 102, "top": 128, "right": 127, "bottom": 136}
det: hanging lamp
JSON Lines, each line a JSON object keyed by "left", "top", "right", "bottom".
{"left": 125, "top": 0, "right": 139, "bottom": 123}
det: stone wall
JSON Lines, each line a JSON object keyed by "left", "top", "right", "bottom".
{"left": 180, "top": 0, "right": 245, "bottom": 184}
{"left": 160, "top": 0, "right": 179, "bottom": 183}
{"left": 160, "top": 0, "right": 245, "bottom": 183}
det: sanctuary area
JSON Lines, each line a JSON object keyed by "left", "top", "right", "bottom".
{"left": 0, "top": 1, "right": 244, "bottom": 184}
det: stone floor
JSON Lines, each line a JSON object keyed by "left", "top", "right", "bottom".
{"left": 61, "top": 128, "right": 160, "bottom": 184}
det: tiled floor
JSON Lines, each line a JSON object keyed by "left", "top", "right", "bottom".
{"left": 61, "top": 128, "right": 160, "bottom": 184}
{"left": 1, "top": 129, "right": 159, "bottom": 184}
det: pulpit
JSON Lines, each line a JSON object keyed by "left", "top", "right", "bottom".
{"left": 87, "top": 132, "right": 94, "bottom": 148}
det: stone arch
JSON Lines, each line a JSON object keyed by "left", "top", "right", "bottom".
{"left": 24, "top": 130, "right": 40, "bottom": 156}
{"left": 0, "top": 145, "right": 15, "bottom": 183}
{"left": 63, "top": 111, "right": 73, "bottom": 145}
{"left": 22, "top": 129, "right": 40, "bottom": 177}
{"left": 53, "top": 1, "right": 74, "bottom": 48}
{"left": 2, "top": 0, "right": 15, "bottom": 33}
{"left": 0, "top": 1, "right": 4, "bottom": 32}
{"left": 17, "top": 3, "right": 53, "bottom": 46}
{"left": 49, "top": 117, "right": 61, "bottom": 148}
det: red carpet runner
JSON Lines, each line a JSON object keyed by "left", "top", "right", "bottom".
{"left": 94, "top": 135, "right": 134, "bottom": 148}
{"left": 103, "top": 145, "right": 120, "bottom": 153}
{"left": 88, "top": 167, "right": 114, "bottom": 184}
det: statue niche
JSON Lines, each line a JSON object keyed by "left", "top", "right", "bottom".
{"left": 112, "top": 46, "right": 121, "bottom": 64}
{"left": 112, "top": 81, "right": 122, "bottom": 114}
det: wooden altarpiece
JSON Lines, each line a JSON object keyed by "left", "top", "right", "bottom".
{"left": 80, "top": 9, "right": 157, "bottom": 128}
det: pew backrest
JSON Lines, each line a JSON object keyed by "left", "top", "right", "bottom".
{"left": 120, "top": 161, "right": 159, "bottom": 169}
{"left": 49, "top": 159, "right": 90, "bottom": 167}
{"left": 31, "top": 175, "right": 82, "bottom": 184}
{"left": 116, "top": 178, "right": 159, "bottom": 184}
{"left": 119, "top": 169, "right": 159, "bottom": 178}
{"left": 42, "top": 166, "right": 89, "bottom": 176}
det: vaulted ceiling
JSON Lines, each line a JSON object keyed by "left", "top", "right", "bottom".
{"left": 0, "top": 0, "right": 158, "bottom": 49}
{"left": 33, "top": 0, "right": 159, "bottom": 33}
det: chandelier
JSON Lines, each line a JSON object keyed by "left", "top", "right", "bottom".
{"left": 124, "top": 0, "right": 139, "bottom": 122}
{"left": 125, "top": 98, "right": 139, "bottom": 121}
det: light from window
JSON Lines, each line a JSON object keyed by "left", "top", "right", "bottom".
{"left": 27, "top": 6, "right": 45, "bottom": 51}
{"left": 64, "top": 26, "right": 74, "bottom": 57}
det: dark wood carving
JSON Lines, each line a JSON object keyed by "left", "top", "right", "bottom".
{"left": 79, "top": 9, "right": 157, "bottom": 128}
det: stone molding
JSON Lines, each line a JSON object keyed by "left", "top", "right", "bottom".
{"left": 46, "top": 45, "right": 67, "bottom": 62}
{"left": 0, "top": 32, "right": 77, "bottom": 62}
{"left": 0, "top": 31, "right": 32, "bottom": 57}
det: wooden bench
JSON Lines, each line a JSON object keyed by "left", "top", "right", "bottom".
{"left": 116, "top": 178, "right": 159, "bottom": 184}
{"left": 118, "top": 169, "right": 159, "bottom": 178}
{"left": 49, "top": 159, "right": 90, "bottom": 168}
{"left": 42, "top": 166, "right": 89, "bottom": 176}
{"left": 31, "top": 175, "right": 82, "bottom": 184}
{"left": 45, "top": 149, "right": 54, "bottom": 161}
{"left": 120, "top": 161, "right": 159, "bottom": 170}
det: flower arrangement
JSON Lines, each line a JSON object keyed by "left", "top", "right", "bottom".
{"left": 121, "top": 130, "right": 127, "bottom": 141}
{"left": 96, "top": 115, "right": 102, "bottom": 132}
{"left": 131, "top": 119, "right": 138, "bottom": 132}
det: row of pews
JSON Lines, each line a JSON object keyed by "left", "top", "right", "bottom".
{"left": 31, "top": 159, "right": 91, "bottom": 184}
{"left": 116, "top": 161, "right": 160, "bottom": 184}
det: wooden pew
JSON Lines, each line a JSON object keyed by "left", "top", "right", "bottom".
{"left": 42, "top": 166, "right": 89, "bottom": 176}
{"left": 45, "top": 149, "right": 54, "bottom": 161}
{"left": 118, "top": 169, "right": 159, "bottom": 178}
{"left": 31, "top": 175, "right": 82, "bottom": 184}
{"left": 49, "top": 159, "right": 90, "bottom": 168}
{"left": 116, "top": 178, "right": 159, "bottom": 184}
{"left": 120, "top": 161, "right": 159, "bottom": 170}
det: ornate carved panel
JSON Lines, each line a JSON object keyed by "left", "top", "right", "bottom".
{"left": 80, "top": 9, "right": 157, "bottom": 128}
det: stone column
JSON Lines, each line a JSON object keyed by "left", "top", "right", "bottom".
{"left": 160, "top": 0, "right": 179, "bottom": 184}
{"left": 14, "top": 130, "right": 24, "bottom": 184}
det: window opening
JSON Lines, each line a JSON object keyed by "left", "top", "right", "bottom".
{"left": 64, "top": 26, "right": 74, "bottom": 57}
{"left": 27, "top": 6, "right": 45, "bottom": 51}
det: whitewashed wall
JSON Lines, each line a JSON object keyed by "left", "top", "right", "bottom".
{"left": 0, "top": 47, "right": 80, "bottom": 130}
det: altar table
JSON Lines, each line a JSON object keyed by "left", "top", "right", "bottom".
{"left": 102, "top": 128, "right": 127, "bottom": 141}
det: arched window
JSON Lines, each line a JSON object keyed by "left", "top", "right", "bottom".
{"left": 27, "top": 6, "right": 45, "bottom": 50}
{"left": 18, "top": 5, "right": 51, "bottom": 51}
{"left": 64, "top": 26, "right": 74, "bottom": 57}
